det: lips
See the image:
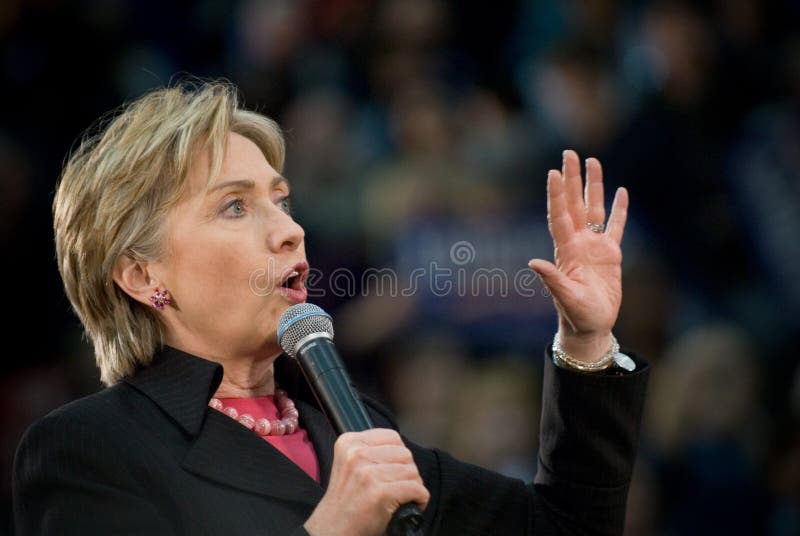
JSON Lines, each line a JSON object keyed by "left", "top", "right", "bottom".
{"left": 279, "top": 261, "right": 309, "bottom": 304}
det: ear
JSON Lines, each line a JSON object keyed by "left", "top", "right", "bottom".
{"left": 112, "top": 254, "right": 163, "bottom": 307}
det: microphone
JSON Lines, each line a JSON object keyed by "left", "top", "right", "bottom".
{"left": 278, "top": 303, "right": 424, "bottom": 536}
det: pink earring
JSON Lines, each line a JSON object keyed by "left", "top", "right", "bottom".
{"left": 150, "top": 289, "right": 171, "bottom": 310}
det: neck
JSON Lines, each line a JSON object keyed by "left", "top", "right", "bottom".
{"left": 213, "top": 352, "right": 281, "bottom": 398}
{"left": 163, "top": 330, "right": 282, "bottom": 398}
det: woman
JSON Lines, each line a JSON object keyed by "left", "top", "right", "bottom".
{"left": 13, "top": 81, "right": 648, "bottom": 535}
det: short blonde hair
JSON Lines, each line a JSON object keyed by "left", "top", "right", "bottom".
{"left": 54, "top": 80, "right": 285, "bottom": 386}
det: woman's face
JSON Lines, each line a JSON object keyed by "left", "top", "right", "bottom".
{"left": 153, "top": 132, "right": 308, "bottom": 360}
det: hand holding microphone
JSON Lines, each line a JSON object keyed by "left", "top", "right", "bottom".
{"left": 278, "top": 304, "right": 427, "bottom": 536}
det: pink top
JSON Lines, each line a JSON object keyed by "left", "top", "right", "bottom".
{"left": 219, "top": 396, "right": 320, "bottom": 483}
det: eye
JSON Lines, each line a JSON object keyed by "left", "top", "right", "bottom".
{"left": 221, "top": 198, "right": 246, "bottom": 218}
{"left": 277, "top": 195, "right": 292, "bottom": 215}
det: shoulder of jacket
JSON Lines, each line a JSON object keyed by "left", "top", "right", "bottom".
{"left": 18, "top": 383, "right": 136, "bottom": 446}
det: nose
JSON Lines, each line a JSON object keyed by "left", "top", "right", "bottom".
{"left": 268, "top": 207, "right": 305, "bottom": 252}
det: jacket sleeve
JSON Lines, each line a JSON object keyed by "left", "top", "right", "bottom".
{"left": 12, "top": 411, "right": 175, "bottom": 536}
{"left": 365, "top": 350, "right": 649, "bottom": 536}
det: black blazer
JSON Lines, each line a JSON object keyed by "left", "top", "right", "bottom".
{"left": 13, "top": 347, "right": 649, "bottom": 535}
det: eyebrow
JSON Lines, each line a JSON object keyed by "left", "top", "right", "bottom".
{"left": 208, "top": 175, "right": 289, "bottom": 194}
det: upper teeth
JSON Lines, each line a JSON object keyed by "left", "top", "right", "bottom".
{"left": 288, "top": 270, "right": 299, "bottom": 278}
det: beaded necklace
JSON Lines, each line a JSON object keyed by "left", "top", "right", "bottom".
{"left": 209, "top": 388, "right": 300, "bottom": 436}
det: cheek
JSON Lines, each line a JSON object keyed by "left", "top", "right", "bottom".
{"left": 169, "top": 237, "right": 259, "bottom": 309}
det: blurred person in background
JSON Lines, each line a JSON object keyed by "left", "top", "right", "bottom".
{"left": 381, "top": 333, "right": 469, "bottom": 449}
{"left": 12, "top": 79, "right": 649, "bottom": 535}
{"left": 446, "top": 358, "right": 540, "bottom": 482}
{"left": 645, "top": 323, "right": 770, "bottom": 535}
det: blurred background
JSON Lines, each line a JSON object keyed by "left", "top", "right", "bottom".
{"left": 2, "top": 0, "right": 799, "bottom": 534}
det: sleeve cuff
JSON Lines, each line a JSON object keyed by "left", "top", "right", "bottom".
{"left": 537, "top": 346, "right": 650, "bottom": 487}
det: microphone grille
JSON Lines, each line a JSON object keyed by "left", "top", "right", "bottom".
{"left": 277, "top": 303, "right": 334, "bottom": 358}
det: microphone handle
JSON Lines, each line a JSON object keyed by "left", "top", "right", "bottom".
{"left": 296, "top": 336, "right": 424, "bottom": 536}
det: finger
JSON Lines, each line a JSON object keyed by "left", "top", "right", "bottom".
{"left": 354, "top": 464, "right": 428, "bottom": 513}
{"left": 562, "top": 149, "right": 586, "bottom": 230}
{"left": 584, "top": 157, "right": 605, "bottom": 226}
{"left": 546, "top": 170, "right": 573, "bottom": 247}
{"left": 528, "top": 259, "right": 574, "bottom": 302}
{"left": 366, "top": 462, "right": 424, "bottom": 485}
{"left": 605, "top": 187, "right": 629, "bottom": 244}
{"left": 383, "top": 480, "right": 430, "bottom": 512}
{"left": 339, "top": 429, "right": 403, "bottom": 448}
{"left": 360, "top": 445, "right": 415, "bottom": 465}
{"left": 356, "top": 462, "right": 427, "bottom": 500}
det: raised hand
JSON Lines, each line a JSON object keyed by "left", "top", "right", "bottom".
{"left": 528, "top": 150, "right": 629, "bottom": 362}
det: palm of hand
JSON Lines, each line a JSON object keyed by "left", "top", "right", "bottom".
{"left": 552, "top": 228, "right": 622, "bottom": 335}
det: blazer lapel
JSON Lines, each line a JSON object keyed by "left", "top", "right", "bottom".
{"left": 181, "top": 408, "right": 324, "bottom": 507}
{"left": 125, "top": 346, "right": 326, "bottom": 506}
{"left": 294, "top": 399, "right": 337, "bottom": 488}
{"left": 273, "top": 353, "right": 338, "bottom": 488}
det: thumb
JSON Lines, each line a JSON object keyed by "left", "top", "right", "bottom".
{"left": 528, "top": 259, "right": 571, "bottom": 298}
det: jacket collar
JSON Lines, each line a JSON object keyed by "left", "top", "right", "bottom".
{"left": 124, "top": 346, "right": 224, "bottom": 436}
{"left": 123, "top": 345, "right": 323, "bottom": 435}
{"left": 122, "top": 346, "right": 336, "bottom": 503}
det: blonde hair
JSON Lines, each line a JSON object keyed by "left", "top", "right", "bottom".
{"left": 54, "top": 80, "right": 285, "bottom": 386}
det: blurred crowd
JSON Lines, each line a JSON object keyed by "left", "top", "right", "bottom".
{"left": 2, "top": 0, "right": 800, "bottom": 534}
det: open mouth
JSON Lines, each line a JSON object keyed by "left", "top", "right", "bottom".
{"left": 281, "top": 270, "right": 301, "bottom": 289}
{"left": 279, "top": 262, "right": 309, "bottom": 291}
